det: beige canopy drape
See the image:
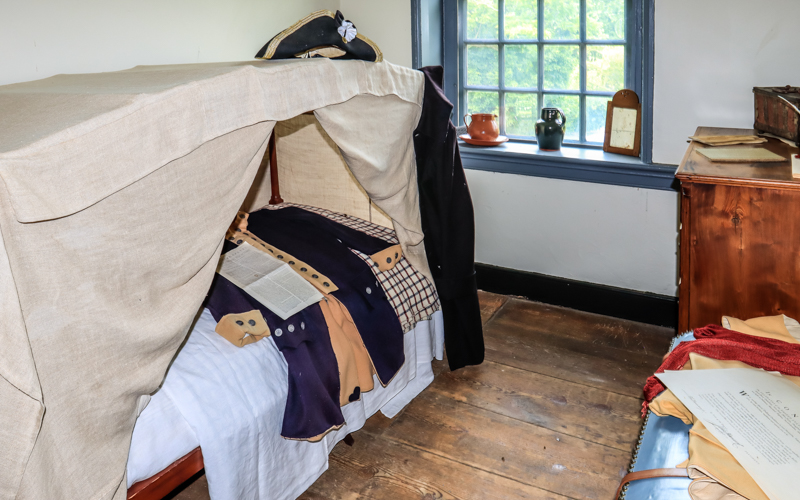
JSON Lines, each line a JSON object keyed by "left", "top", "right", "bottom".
{"left": 0, "top": 59, "right": 428, "bottom": 500}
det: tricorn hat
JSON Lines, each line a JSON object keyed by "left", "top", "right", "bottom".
{"left": 255, "top": 10, "right": 382, "bottom": 62}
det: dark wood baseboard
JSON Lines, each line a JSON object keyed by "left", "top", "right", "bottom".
{"left": 475, "top": 263, "right": 678, "bottom": 329}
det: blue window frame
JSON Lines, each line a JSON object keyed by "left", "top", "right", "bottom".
{"left": 412, "top": 0, "right": 673, "bottom": 191}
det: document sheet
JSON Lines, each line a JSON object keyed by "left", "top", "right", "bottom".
{"left": 610, "top": 107, "right": 637, "bottom": 149}
{"left": 657, "top": 368, "right": 800, "bottom": 500}
{"left": 217, "top": 242, "right": 323, "bottom": 319}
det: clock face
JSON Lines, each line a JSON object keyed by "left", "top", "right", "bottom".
{"left": 609, "top": 107, "right": 637, "bottom": 150}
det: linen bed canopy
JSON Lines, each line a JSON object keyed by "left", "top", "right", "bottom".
{"left": 0, "top": 59, "right": 451, "bottom": 500}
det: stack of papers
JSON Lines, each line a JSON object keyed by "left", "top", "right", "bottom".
{"left": 690, "top": 135, "right": 767, "bottom": 146}
{"left": 657, "top": 368, "right": 800, "bottom": 500}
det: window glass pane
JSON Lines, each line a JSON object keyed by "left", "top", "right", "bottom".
{"left": 544, "top": 0, "right": 579, "bottom": 40}
{"left": 587, "top": 0, "right": 625, "bottom": 40}
{"left": 504, "top": 0, "right": 537, "bottom": 40}
{"left": 586, "top": 45, "right": 624, "bottom": 91}
{"left": 467, "top": 91, "right": 500, "bottom": 116}
{"left": 586, "top": 95, "right": 610, "bottom": 143}
{"left": 504, "top": 45, "right": 538, "bottom": 88}
{"left": 542, "top": 94, "right": 579, "bottom": 140}
{"left": 543, "top": 45, "right": 579, "bottom": 90}
{"left": 467, "top": 45, "right": 499, "bottom": 87}
{"left": 467, "top": 0, "right": 499, "bottom": 40}
{"left": 505, "top": 93, "right": 539, "bottom": 136}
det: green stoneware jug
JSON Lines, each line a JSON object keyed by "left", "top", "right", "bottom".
{"left": 535, "top": 108, "right": 566, "bottom": 151}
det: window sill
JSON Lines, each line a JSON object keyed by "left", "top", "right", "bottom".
{"left": 459, "top": 140, "right": 678, "bottom": 191}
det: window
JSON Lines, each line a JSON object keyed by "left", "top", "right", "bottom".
{"left": 416, "top": 0, "right": 666, "bottom": 189}
{"left": 461, "top": 0, "right": 632, "bottom": 146}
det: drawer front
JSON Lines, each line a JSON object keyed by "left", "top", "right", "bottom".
{"left": 687, "top": 183, "right": 800, "bottom": 329}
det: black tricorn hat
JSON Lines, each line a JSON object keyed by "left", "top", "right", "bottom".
{"left": 255, "top": 10, "right": 382, "bottom": 62}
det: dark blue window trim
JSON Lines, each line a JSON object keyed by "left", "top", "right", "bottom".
{"left": 411, "top": 0, "right": 673, "bottom": 191}
{"left": 460, "top": 142, "right": 677, "bottom": 191}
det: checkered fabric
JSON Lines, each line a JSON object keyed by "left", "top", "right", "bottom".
{"left": 350, "top": 248, "right": 439, "bottom": 332}
{"left": 262, "top": 203, "right": 440, "bottom": 332}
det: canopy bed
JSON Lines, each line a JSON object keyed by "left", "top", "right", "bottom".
{"left": 0, "top": 59, "right": 482, "bottom": 500}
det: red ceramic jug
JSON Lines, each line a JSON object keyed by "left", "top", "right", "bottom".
{"left": 464, "top": 113, "right": 499, "bottom": 141}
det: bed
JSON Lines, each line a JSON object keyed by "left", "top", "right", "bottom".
{"left": 122, "top": 116, "right": 445, "bottom": 500}
{"left": 126, "top": 281, "right": 443, "bottom": 499}
{"left": 125, "top": 201, "right": 445, "bottom": 500}
{"left": 0, "top": 59, "right": 482, "bottom": 500}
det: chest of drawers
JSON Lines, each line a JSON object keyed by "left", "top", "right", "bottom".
{"left": 676, "top": 126, "right": 800, "bottom": 332}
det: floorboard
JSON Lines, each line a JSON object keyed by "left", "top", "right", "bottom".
{"left": 303, "top": 432, "right": 569, "bottom": 500}
{"left": 173, "top": 291, "right": 674, "bottom": 500}
{"left": 378, "top": 389, "right": 631, "bottom": 499}
{"left": 478, "top": 291, "right": 508, "bottom": 324}
{"left": 426, "top": 359, "right": 643, "bottom": 451}
{"left": 484, "top": 299, "right": 668, "bottom": 398}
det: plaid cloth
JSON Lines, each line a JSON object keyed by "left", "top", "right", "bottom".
{"left": 262, "top": 203, "right": 440, "bottom": 332}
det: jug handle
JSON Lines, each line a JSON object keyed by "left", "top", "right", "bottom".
{"left": 464, "top": 114, "right": 472, "bottom": 127}
{"left": 558, "top": 109, "right": 566, "bottom": 126}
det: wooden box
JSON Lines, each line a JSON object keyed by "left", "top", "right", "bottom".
{"left": 753, "top": 86, "right": 800, "bottom": 147}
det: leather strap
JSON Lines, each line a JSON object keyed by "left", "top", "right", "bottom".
{"left": 615, "top": 468, "right": 689, "bottom": 499}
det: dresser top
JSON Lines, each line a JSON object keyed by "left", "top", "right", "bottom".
{"left": 675, "top": 126, "right": 800, "bottom": 189}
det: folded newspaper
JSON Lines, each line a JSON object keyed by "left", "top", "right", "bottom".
{"left": 217, "top": 242, "right": 323, "bottom": 319}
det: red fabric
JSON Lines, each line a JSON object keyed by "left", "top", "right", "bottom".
{"left": 642, "top": 324, "right": 800, "bottom": 416}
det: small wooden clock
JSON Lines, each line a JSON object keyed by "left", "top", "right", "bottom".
{"left": 603, "top": 89, "right": 642, "bottom": 157}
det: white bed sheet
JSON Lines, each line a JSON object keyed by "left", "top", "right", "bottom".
{"left": 127, "top": 384, "right": 200, "bottom": 486}
{"left": 127, "top": 307, "right": 443, "bottom": 500}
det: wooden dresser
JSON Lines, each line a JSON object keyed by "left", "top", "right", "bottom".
{"left": 676, "top": 126, "right": 800, "bottom": 332}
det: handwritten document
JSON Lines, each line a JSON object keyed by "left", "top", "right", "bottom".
{"left": 657, "top": 368, "right": 800, "bottom": 500}
{"left": 610, "top": 107, "right": 637, "bottom": 149}
{"left": 217, "top": 242, "right": 323, "bottom": 320}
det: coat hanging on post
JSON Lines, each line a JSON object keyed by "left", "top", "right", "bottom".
{"left": 414, "top": 66, "right": 485, "bottom": 370}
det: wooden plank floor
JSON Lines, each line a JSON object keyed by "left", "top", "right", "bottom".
{"left": 171, "top": 292, "right": 673, "bottom": 500}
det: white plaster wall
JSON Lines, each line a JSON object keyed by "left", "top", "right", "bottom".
{"left": 309, "top": 1, "right": 798, "bottom": 297}
{"left": 339, "top": 0, "right": 413, "bottom": 67}
{"left": 652, "top": 0, "right": 800, "bottom": 164}
{"left": 0, "top": 0, "right": 335, "bottom": 86}
{"left": 463, "top": 1, "right": 798, "bottom": 296}
{"left": 467, "top": 171, "right": 680, "bottom": 296}
{"left": 4, "top": 0, "right": 794, "bottom": 297}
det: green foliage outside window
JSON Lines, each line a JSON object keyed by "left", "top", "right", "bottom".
{"left": 504, "top": 0, "right": 537, "bottom": 39}
{"left": 463, "top": 0, "right": 626, "bottom": 144}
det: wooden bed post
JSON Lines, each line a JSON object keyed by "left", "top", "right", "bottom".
{"left": 127, "top": 447, "right": 204, "bottom": 500}
{"left": 268, "top": 132, "right": 283, "bottom": 205}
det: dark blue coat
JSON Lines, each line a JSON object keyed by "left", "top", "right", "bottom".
{"left": 204, "top": 207, "right": 403, "bottom": 440}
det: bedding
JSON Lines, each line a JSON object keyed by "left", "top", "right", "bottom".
{"left": 127, "top": 388, "right": 200, "bottom": 488}
{"left": 127, "top": 308, "right": 443, "bottom": 499}
{"left": 126, "top": 205, "right": 443, "bottom": 499}
{"left": 0, "top": 61, "right": 433, "bottom": 500}
{"left": 0, "top": 57, "right": 486, "bottom": 500}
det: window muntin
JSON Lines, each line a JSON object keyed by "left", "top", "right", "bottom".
{"left": 461, "top": 0, "right": 629, "bottom": 146}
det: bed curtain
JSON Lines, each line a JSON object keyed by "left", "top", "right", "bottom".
{"left": 0, "top": 59, "right": 427, "bottom": 500}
